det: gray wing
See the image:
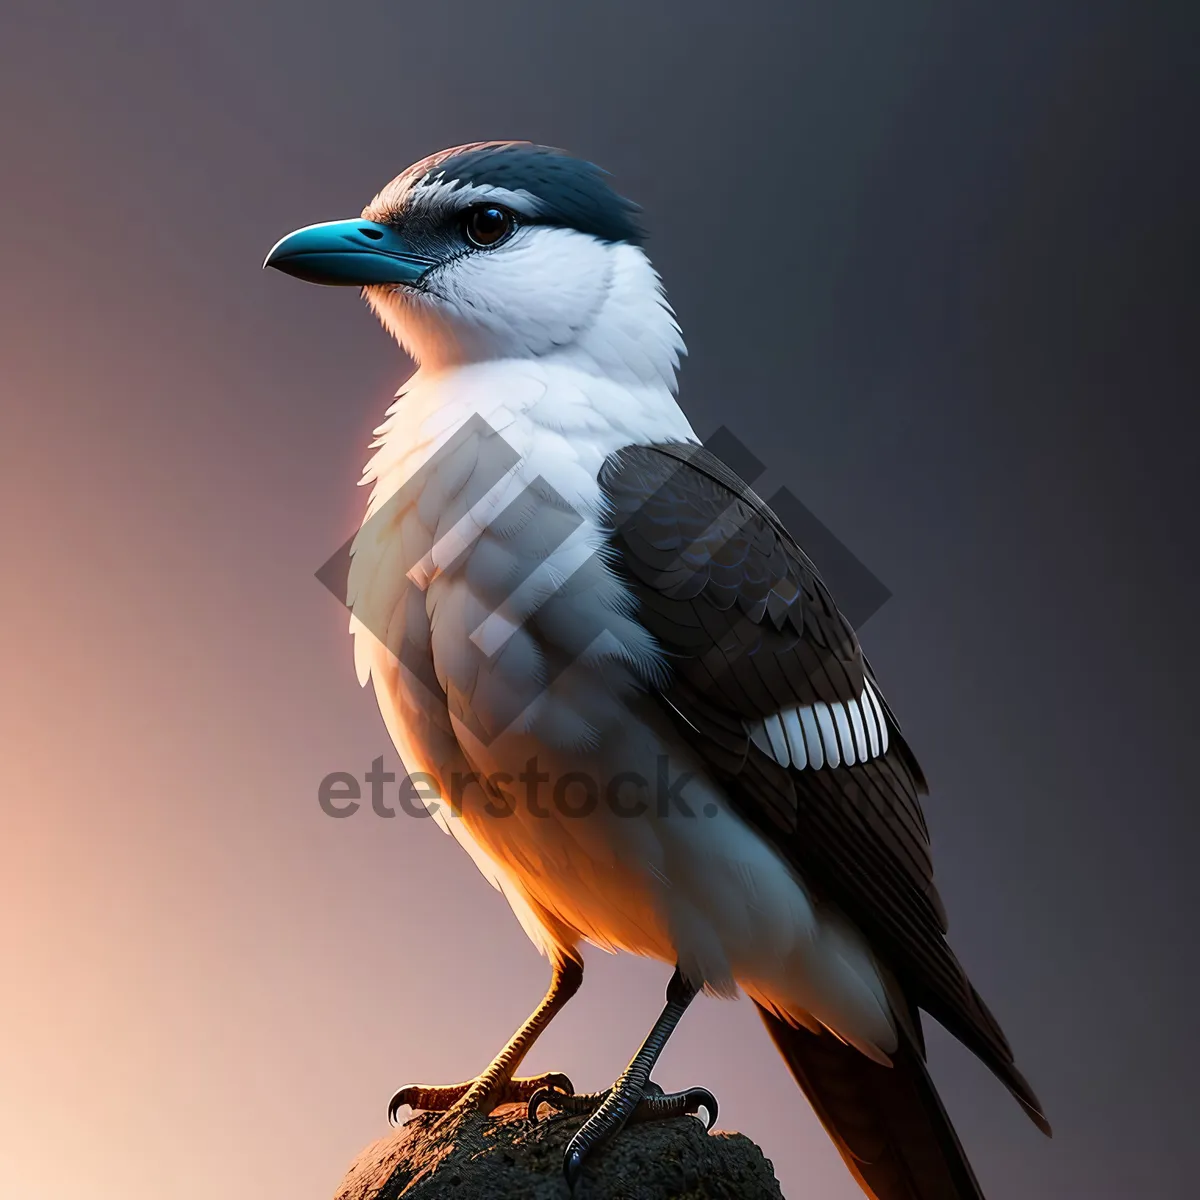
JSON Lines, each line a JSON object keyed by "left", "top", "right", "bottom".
{"left": 598, "top": 441, "right": 1049, "bottom": 1134}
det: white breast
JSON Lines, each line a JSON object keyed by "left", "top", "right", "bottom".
{"left": 344, "top": 354, "right": 896, "bottom": 1065}
{"left": 343, "top": 355, "right": 692, "bottom": 937}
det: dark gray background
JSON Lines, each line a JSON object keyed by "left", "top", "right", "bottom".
{"left": 2, "top": 3, "right": 1196, "bottom": 1198}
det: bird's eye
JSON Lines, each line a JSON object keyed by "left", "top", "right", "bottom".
{"left": 464, "top": 205, "right": 515, "bottom": 249}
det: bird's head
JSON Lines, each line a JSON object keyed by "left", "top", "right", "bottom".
{"left": 265, "top": 142, "right": 679, "bottom": 380}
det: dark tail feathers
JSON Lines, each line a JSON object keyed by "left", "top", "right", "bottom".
{"left": 757, "top": 1002, "right": 988, "bottom": 1200}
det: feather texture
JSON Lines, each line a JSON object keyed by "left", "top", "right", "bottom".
{"left": 598, "top": 441, "right": 1051, "bottom": 1139}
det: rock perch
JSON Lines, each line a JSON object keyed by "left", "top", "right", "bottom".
{"left": 333, "top": 1104, "right": 785, "bottom": 1199}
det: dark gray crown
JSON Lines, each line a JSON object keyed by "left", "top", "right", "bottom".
{"left": 405, "top": 142, "right": 644, "bottom": 245}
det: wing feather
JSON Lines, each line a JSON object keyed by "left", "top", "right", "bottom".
{"left": 598, "top": 441, "right": 1048, "bottom": 1133}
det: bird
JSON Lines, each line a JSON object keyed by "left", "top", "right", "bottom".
{"left": 265, "top": 141, "right": 1051, "bottom": 1198}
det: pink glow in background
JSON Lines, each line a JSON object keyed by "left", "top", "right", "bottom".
{"left": 2, "top": 4, "right": 1195, "bottom": 1197}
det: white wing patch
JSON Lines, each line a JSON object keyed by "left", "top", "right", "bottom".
{"left": 747, "top": 679, "right": 890, "bottom": 770}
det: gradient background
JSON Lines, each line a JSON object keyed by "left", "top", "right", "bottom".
{"left": 2, "top": 3, "right": 1197, "bottom": 1197}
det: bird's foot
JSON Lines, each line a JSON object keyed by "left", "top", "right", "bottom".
{"left": 529, "top": 1079, "right": 718, "bottom": 1189}
{"left": 527, "top": 1080, "right": 717, "bottom": 1126}
{"left": 387, "top": 1071, "right": 574, "bottom": 1125}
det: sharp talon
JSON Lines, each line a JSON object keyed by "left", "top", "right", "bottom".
{"left": 684, "top": 1086, "right": 718, "bottom": 1130}
{"left": 526, "top": 1086, "right": 556, "bottom": 1123}
{"left": 387, "top": 1085, "right": 419, "bottom": 1126}
{"left": 549, "top": 1076, "right": 716, "bottom": 1182}
{"left": 623, "top": 1081, "right": 720, "bottom": 1128}
{"left": 527, "top": 1082, "right": 588, "bottom": 1123}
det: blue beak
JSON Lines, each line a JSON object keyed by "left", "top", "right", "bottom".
{"left": 263, "top": 219, "right": 438, "bottom": 287}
